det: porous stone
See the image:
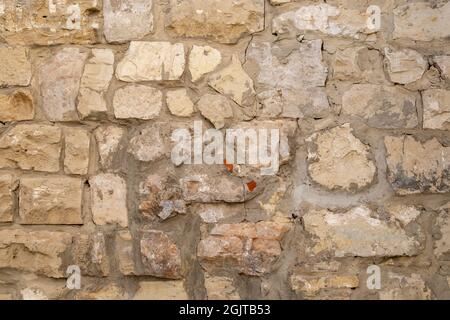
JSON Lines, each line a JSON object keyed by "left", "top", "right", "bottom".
{"left": 247, "top": 40, "right": 329, "bottom": 118}
{"left": 0, "top": 229, "right": 72, "bottom": 278}
{"left": 0, "top": 47, "right": 32, "bottom": 87}
{"left": 90, "top": 174, "right": 128, "bottom": 227}
{"left": 302, "top": 206, "right": 424, "bottom": 257}
{"left": 306, "top": 124, "right": 376, "bottom": 191}
{"left": 341, "top": 84, "right": 419, "bottom": 129}
{"left": 196, "top": 94, "right": 233, "bottom": 129}
{"left": 0, "top": 0, "right": 101, "bottom": 45}
{"left": 0, "top": 174, "right": 14, "bottom": 223}
{"left": 165, "top": 0, "right": 264, "bottom": 44}
{"left": 19, "top": 176, "right": 83, "bottom": 225}
{"left": 116, "top": 42, "right": 185, "bottom": 82}
{"left": 103, "top": 0, "right": 154, "bottom": 43}
{"left": 189, "top": 45, "right": 222, "bottom": 82}
{"left": 77, "top": 49, "right": 114, "bottom": 119}
{"left": 181, "top": 175, "right": 245, "bottom": 203}
{"left": 0, "top": 124, "right": 61, "bottom": 173}
{"left": 205, "top": 275, "right": 240, "bottom": 300}
{"left": 393, "top": 2, "right": 450, "bottom": 41}
{"left": 384, "top": 48, "right": 428, "bottom": 84}
{"left": 128, "top": 125, "right": 167, "bottom": 162}
{"left": 0, "top": 90, "right": 34, "bottom": 122}
{"left": 94, "top": 126, "right": 125, "bottom": 169}
{"left": 39, "top": 47, "right": 88, "bottom": 121}
{"left": 64, "top": 127, "right": 90, "bottom": 175}
{"left": 198, "top": 220, "right": 291, "bottom": 275}
{"left": 140, "top": 230, "right": 182, "bottom": 279}
{"left": 166, "top": 89, "right": 194, "bottom": 117}
{"left": 113, "top": 85, "right": 162, "bottom": 120}
{"left": 133, "top": 281, "right": 187, "bottom": 300}
{"left": 208, "top": 55, "right": 256, "bottom": 109}
{"left": 196, "top": 203, "right": 244, "bottom": 224}
{"left": 76, "top": 283, "right": 127, "bottom": 300}
{"left": 433, "top": 56, "right": 450, "bottom": 80}
{"left": 72, "top": 232, "right": 110, "bottom": 276}
{"left": 385, "top": 136, "right": 450, "bottom": 194}
{"left": 422, "top": 89, "right": 450, "bottom": 130}
{"left": 272, "top": 4, "right": 374, "bottom": 39}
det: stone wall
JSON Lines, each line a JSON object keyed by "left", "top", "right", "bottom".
{"left": 0, "top": 0, "right": 449, "bottom": 300}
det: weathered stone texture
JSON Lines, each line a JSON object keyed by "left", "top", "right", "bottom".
{"left": 385, "top": 136, "right": 450, "bottom": 194}
{"left": 189, "top": 45, "right": 222, "bottom": 82}
{"left": 165, "top": 0, "right": 264, "bottom": 44}
{"left": 307, "top": 124, "right": 376, "bottom": 191}
{"left": 19, "top": 176, "right": 83, "bottom": 225}
{"left": 133, "top": 281, "right": 187, "bottom": 300}
{"left": 422, "top": 89, "right": 450, "bottom": 130}
{"left": 384, "top": 48, "right": 428, "bottom": 85}
{"left": 393, "top": 2, "right": 450, "bottom": 41}
{"left": 64, "top": 127, "right": 90, "bottom": 175}
{"left": 341, "top": 84, "right": 418, "bottom": 129}
{"left": 39, "top": 48, "right": 88, "bottom": 121}
{"left": 103, "top": 0, "right": 154, "bottom": 43}
{"left": 0, "top": 124, "right": 61, "bottom": 172}
{"left": 116, "top": 42, "right": 185, "bottom": 82}
{"left": 113, "top": 85, "right": 162, "bottom": 120}
{"left": 0, "top": 90, "right": 34, "bottom": 122}
{"left": 247, "top": 39, "right": 329, "bottom": 118}
{"left": 302, "top": 206, "right": 424, "bottom": 257}
{"left": 0, "top": 174, "right": 14, "bottom": 223}
{"left": 0, "top": 229, "right": 72, "bottom": 277}
{"left": 90, "top": 174, "right": 128, "bottom": 227}
{"left": 0, "top": 47, "right": 32, "bottom": 87}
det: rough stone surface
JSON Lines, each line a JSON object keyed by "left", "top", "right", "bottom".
{"left": 385, "top": 136, "right": 450, "bottom": 194}
{"left": 0, "top": 90, "right": 34, "bottom": 122}
{"left": 72, "top": 232, "right": 110, "bottom": 276}
{"left": 0, "top": 124, "right": 61, "bottom": 173}
{"left": 77, "top": 49, "right": 114, "bottom": 119}
{"left": 0, "top": 174, "right": 14, "bottom": 223}
{"left": 140, "top": 230, "right": 182, "bottom": 279}
{"left": 64, "top": 127, "right": 90, "bottom": 175}
{"left": 290, "top": 274, "right": 359, "bottom": 297}
{"left": 0, "top": 0, "right": 101, "bottom": 45}
{"left": 103, "top": 0, "right": 154, "bottom": 43}
{"left": 116, "top": 42, "right": 185, "bottom": 82}
{"left": 434, "top": 205, "right": 450, "bottom": 260}
{"left": 94, "top": 126, "right": 125, "bottom": 169}
{"left": 204, "top": 275, "right": 240, "bottom": 300}
{"left": 166, "top": 89, "right": 195, "bottom": 117}
{"left": 341, "top": 84, "right": 419, "bottom": 129}
{"left": 307, "top": 124, "right": 376, "bottom": 191}
{"left": 433, "top": 56, "right": 450, "bottom": 80}
{"left": 384, "top": 48, "right": 428, "bottom": 85}
{"left": 0, "top": 47, "right": 32, "bottom": 87}
{"left": 422, "top": 89, "right": 450, "bottom": 130}
{"left": 165, "top": 0, "right": 264, "bottom": 44}
{"left": 39, "top": 47, "right": 88, "bottom": 121}
{"left": 128, "top": 125, "right": 167, "bottom": 162}
{"left": 379, "top": 273, "right": 432, "bottom": 300}
{"left": 198, "top": 220, "right": 291, "bottom": 275}
{"left": 209, "top": 55, "right": 256, "bottom": 109}
{"left": 90, "top": 174, "right": 128, "bottom": 227}
{"left": 247, "top": 39, "right": 329, "bottom": 118}
{"left": 133, "top": 281, "right": 187, "bottom": 300}
{"left": 116, "top": 230, "right": 137, "bottom": 275}
{"left": 181, "top": 175, "right": 245, "bottom": 203}
{"left": 19, "top": 176, "right": 83, "bottom": 225}
{"left": 197, "top": 94, "right": 233, "bottom": 129}
{"left": 272, "top": 4, "right": 373, "bottom": 39}
{"left": 302, "top": 206, "right": 424, "bottom": 258}
{"left": 393, "top": 2, "right": 450, "bottom": 41}
{"left": 189, "top": 45, "right": 222, "bottom": 82}
{"left": 113, "top": 85, "right": 162, "bottom": 120}
{"left": 0, "top": 229, "right": 72, "bottom": 278}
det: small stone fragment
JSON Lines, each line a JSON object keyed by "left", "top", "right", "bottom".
{"left": 0, "top": 90, "right": 34, "bottom": 122}
{"left": 422, "top": 89, "right": 450, "bottom": 130}
{"left": 189, "top": 45, "right": 222, "bottom": 82}
{"left": 133, "top": 281, "right": 187, "bottom": 300}
{"left": 384, "top": 48, "right": 428, "bottom": 84}
{"left": 197, "top": 94, "right": 233, "bottom": 129}
{"left": 0, "top": 174, "right": 14, "bottom": 223}
{"left": 166, "top": 89, "right": 194, "bottom": 117}
{"left": 64, "top": 127, "right": 90, "bottom": 175}
{"left": 94, "top": 126, "right": 125, "bottom": 169}
{"left": 0, "top": 47, "right": 32, "bottom": 87}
